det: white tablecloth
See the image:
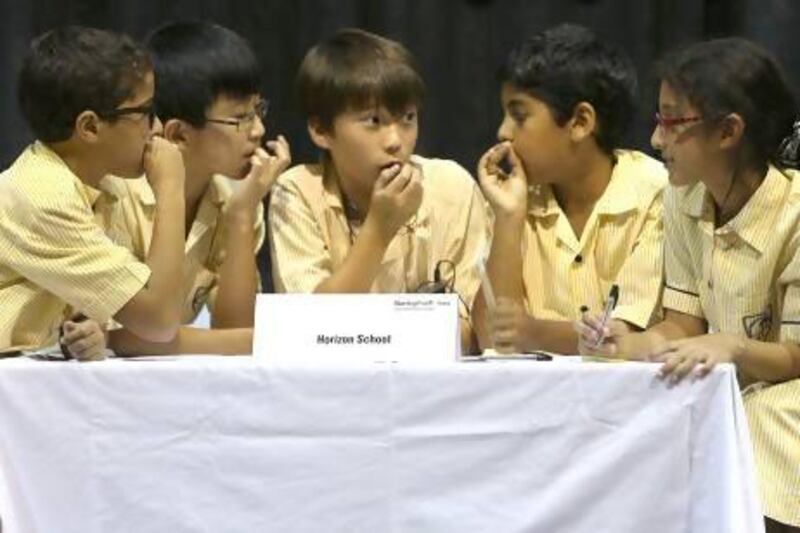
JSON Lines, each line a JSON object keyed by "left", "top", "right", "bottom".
{"left": 0, "top": 357, "right": 762, "bottom": 533}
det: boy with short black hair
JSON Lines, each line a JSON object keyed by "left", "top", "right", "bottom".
{"left": 269, "top": 28, "right": 490, "bottom": 351}
{"left": 106, "top": 21, "right": 290, "bottom": 355}
{"left": 473, "top": 23, "right": 667, "bottom": 354}
{"left": 0, "top": 26, "right": 186, "bottom": 359}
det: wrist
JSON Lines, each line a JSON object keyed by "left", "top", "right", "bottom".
{"left": 225, "top": 202, "right": 258, "bottom": 227}
{"left": 494, "top": 211, "right": 527, "bottom": 231}
{"left": 151, "top": 180, "right": 184, "bottom": 200}
{"left": 614, "top": 331, "right": 647, "bottom": 359}
{"left": 732, "top": 335, "right": 748, "bottom": 363}
{"left": 363, "top": 212, "right": 398, "bottom": 247}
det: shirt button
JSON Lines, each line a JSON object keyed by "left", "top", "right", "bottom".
{"left": 707, "top": 279, "right": 713, "bottom": 289}
{"left": 574, "top": 254, "right": 583, "bottom": 264}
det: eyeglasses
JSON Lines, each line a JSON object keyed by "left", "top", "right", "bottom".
{"left": 206, "top": 99, "right": 269, "bottom": 131}
{"left": 97, "top": 103, "right": 157, "bottom": 128}
{"left": 654, "top": 112, "right": 702, "bottom": 131}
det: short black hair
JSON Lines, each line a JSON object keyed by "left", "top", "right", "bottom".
{"left": 656, "top": 38, "right": 797, "bottom": 170}
{"left": 18, "top": 26, "right": 151, "bottom": 143}
{"left": 147, "top": 21, "right": 261, "bottom": 127}
{"left": 295, "top": 28, "right": 425, "bottom": 131}
{"left": 500, "top": 23, "right": 637, "bottom": 154}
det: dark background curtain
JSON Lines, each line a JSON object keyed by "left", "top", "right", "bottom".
{"left": 2, "top": 0, "right": 799, "bottom": 286}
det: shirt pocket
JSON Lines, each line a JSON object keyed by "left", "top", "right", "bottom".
{"left": 738, "top": 293, "right": 776, "bottom": 341}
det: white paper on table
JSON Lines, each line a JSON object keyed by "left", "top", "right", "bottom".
{"left": 253, "top": 293, "right": 460, "bottom": 363}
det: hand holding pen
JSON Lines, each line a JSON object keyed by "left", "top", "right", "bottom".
{"left": 59, "top": 313, "right": 108, "bottom": 361}
{"left": 594, "top": 284, "right": 619, "bottom": 347}
{"left": 575, "top": 285, "right": 626, "bottom": 356}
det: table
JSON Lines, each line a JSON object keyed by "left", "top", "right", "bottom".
{"left": 0, "top": 356, "right": 763, "bottom": 532}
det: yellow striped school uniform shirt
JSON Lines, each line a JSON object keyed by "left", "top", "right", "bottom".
{"left": 268, "top": 155, "right": 490, "bottom": 310}
{"left": 662, "top": 165, "right": 800, "bottom": 526}
{"left": 0, "top": 142, "right": 151, "bottom": 353}
{"left": 522, "top": 150, "right": 667, "bottom": 328}
{"left": 102, "top": 174, "right": 265, "bottom": 324}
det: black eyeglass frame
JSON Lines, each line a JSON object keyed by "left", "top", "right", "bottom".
{"left": 206, "top": 99, "right": 270, "bottom": 131}
{"left": 96, "top": 104, "right": 157, "bottom": 128}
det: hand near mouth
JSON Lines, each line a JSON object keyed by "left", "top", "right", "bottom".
{"left": 143, "top": 136, "right": 186, "bottom": 195}
{"left": 365, "top": 161, "right": 423, "bottom": 242}
{"left": 231, "top": 134, "right": 292, "bottom": 212}
{"left": 477, "top": 141, "right": 528, "bottom": 219}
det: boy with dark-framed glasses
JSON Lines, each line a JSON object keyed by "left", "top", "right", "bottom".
{"left": 0, "top": 26, "right": 186, "bottom": 359}
{"left": 106, "top": 21, "right": 290, "bottom": 355}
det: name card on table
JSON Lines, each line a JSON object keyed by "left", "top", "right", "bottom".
{"left": 253, "top": 293, "right": 460, "bottom": 362}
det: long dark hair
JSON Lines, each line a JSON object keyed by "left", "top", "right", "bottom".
{"left": 656, "top": 38, "right": 799, "bottom": 170}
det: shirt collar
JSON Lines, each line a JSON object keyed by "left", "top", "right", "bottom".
{"left": 102, "top": 172, "right": 231, "bottom": 210}
{"left": 185, "top": 175, "right": 230, "bottom": 252}
{"left": 724, "top": 166, "right": 793, "bottom": 252}
{"left": 32, "top": 141, "right": 106, "bottom": 208}
{"left": 528, "top": 150, "right": 641, "bottom": 218}
{"left": 681, "top": 165, "right": 794, "bottom": 253}
{"left": 206, "top": 174, "right": 228, "bottom": 207}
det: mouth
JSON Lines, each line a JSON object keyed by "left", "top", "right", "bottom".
{"left": 379, "top": 161, "right": 403, "bottom": 172}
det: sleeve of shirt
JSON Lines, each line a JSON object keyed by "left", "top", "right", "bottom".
{"left": 268, "top": 178, "right": 333, "bottom": 293}
{"left": 2, "top": 191, "right": 151, "bottom": 323}
{"left": 661, "top": 186, "right": 705, "bottom": 319}
{"left": 611, "top": 192, "right": 664, "bottom": 329}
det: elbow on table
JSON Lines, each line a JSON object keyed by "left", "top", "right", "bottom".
{"left": 122, "top": 310, "right": 181, "bottom": 344}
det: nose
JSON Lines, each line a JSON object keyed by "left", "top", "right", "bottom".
{"left": 650, "top": 124, "right": 664, "bottom": 151}
{"left": 250, "top": 115, "right": 266, "bottom": 141}
{"left": 384, "top": 123, "right": 402, "bottom": 154}
{"left": 497, "top": 115, "right": 513, "bottom": 142}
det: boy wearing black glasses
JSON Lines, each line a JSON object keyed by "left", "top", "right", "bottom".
{"left": 106, "top": 22, "right": 290, "bottom": 355}
{"left": 0, "top": 26, "right": 186, "bottom": 359}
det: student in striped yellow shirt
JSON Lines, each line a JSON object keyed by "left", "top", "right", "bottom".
{"left": 472, "top": 24, "right": 667, "bottom": 355}
{"left": 578, "top": 39, "right": 800, "bottom": 532}
{"left": 0, "top": 27, "right": 186, "bottom": 360}
{"left": 269, "top": 29, "right": 490, "bottom": 353}
{"left": 104, "top": 22, "right": 290, "bottom": 356}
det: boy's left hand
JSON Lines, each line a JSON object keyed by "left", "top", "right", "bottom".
{"left": 231, "top": 135, "right": 292, "bottom": 211}
{"left": 652, "top": 333, "right": 745, "bottom": 383}
{"left": 477, "top": 142, "right": 528, "bottom": 218}
{"left": 488, "top": 297, "right": 526, "bottom": 354}
{"left": 60, "top": 317, "right": 107, "bottom": 361}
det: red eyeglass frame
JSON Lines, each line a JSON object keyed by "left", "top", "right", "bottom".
{"left": 654, "top": 112, "right": 702, "bottom": 129}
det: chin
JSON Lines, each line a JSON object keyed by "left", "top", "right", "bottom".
{"left": 118, "top": 166, "right": 144, "bottom": 180}
{"left": 217, "top": 163, "right": 248, "bottom": 180}
{"left": 236, "top": 160, "right": 254, "bottom": 179}
{"left": 667, "top": 170, "right": 697, "bottom": 187}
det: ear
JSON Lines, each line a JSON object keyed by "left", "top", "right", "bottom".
{"left": 162, "top": 118, "right": 191, "bottom": 149}
{"left": 717, "top": 113, "right": 746, "bottom": 151}
{"left": 307, "top": 118, "right": 333, "bottom": 150}
{"left": 567, "top": 101, "right": 597, "bottom": 144}
{"left": 74, "top": 110, "right": 101, "bottom": 143}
